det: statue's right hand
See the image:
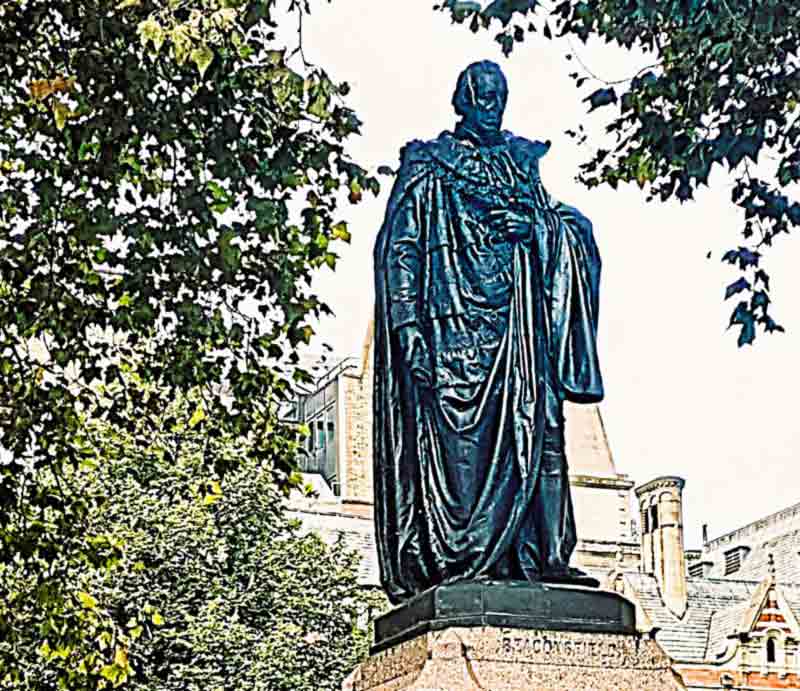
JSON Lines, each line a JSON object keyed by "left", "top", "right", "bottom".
{"left": 396, "top": 326, "right": 433, "bottom": 388}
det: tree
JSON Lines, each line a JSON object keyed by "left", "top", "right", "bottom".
{"left": 0, "top": 0, "right": 379, "bottom": 482}
{"left": 0, "top": 1, "right": 380, "bottom": 685}
{"left": 0, "top": 0, "right": 377, "bottom": 589}
{"left": 0, "top": 390, "right": 383, "bottom": 690}
{"left": 437, "top": 0, "right": 799, "bottom": 345}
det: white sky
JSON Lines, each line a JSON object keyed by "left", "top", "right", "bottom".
{"left": 297, "top": 0, "right": 800, "bottom": 549}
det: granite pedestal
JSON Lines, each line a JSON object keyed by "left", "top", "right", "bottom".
{"left": 344, "top": 581, "right": 684, "bottom": 691}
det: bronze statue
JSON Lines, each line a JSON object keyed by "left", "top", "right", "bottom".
{"left": 373, "top": 61, "right": 603, "bottom": 605}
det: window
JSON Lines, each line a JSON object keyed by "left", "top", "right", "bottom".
{"left": 316, "top": 419, "right": 325, "bottom": 449}
{"left": 649, "top": 504, "right": 659, "bottom": 531}
{"left": 763, "top": 633, "right": 785, "bottom": 667}
{"left": 767, "top": 638, "right": 776, "bottom": 664}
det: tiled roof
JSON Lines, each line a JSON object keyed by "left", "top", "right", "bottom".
{"left": 623, "top": 572, "right": 760, "bottom": 662}
{"left": 624, "top": 573, "right": 800, "bottom": 664}
{"left": 705, "top": 501, "right": 800, "bottom": 555}
{"left": 706, "top": 603, "right": 747, "bottom": 660}
{"left": 732, "top": 528, "right": 800, "bottom": 583}
{"left": 785, "top": 588, "right": 800, "bottom": 628}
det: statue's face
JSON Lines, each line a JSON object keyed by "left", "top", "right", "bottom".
{"left": 462, "top": 70, "right": 507, "bottom": 134}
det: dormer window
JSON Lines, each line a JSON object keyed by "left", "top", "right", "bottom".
{"left": 724, "top": 546, "right": 750, "bottom": 575}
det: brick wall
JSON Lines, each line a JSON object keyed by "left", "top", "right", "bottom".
{"left": 679, "top": 667, "right": 800, "bottom": 689}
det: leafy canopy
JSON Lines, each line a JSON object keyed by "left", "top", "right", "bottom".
{"left": 0, "top": 2, "right": 380, "bottom": 685}
{"left": 437, "top": 0, "right": 799, "bottom": 346}
{"left": 1, "top": 390, "right": 384, "bottom": 690}
{"left": 0, "top": 0, "right": 377, "bottom": 546}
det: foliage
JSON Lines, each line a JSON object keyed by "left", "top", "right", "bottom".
{"left": 0, "top": 392, "right": 385, "bottom": 690}
{"left": 0, "top": 0, "right": 377, "bottom": 532}
{"left": 0, "top": 1, "right": 381, "bottom": 686}
{"left": 437, "top": 0, "right": 800, "bottom": 345}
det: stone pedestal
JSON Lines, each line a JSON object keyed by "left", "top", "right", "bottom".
{"left": 344, "top": 582, "right": 684, "bottom": 691}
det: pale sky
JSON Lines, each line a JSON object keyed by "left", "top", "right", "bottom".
{"left": 297, "top": 0, "right": 800, "bottom": 549}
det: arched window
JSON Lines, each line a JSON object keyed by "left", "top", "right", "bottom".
{"left": 764, "top": 633, "right": 784, "bottom": 668}
{"left": 650, "top": 504, "right": 659, "bottom": 531}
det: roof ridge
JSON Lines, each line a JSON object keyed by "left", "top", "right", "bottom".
{"left": 706, "top": 500, "right": 800, "bottom": 548}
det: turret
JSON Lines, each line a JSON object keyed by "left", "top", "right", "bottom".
{"left": 635, "top": 476, "right": 688, "bottom": 618}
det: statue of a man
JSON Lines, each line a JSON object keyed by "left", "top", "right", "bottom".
{"left": 373, "top": 61, "right": 604, "bottom": 605}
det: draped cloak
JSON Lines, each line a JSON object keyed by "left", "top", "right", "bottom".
{"left": 373, "top": 129, "right": 604, "bottom": 605}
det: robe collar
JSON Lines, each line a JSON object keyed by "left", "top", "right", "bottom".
{"left": 454, "top": 121, "right": 507, "bottom": 149}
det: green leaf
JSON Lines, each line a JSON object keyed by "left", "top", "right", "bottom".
{"left": 331, "top": 222, "right": 351, "bottom": 243}
{"left": 710, "top": 41, "right": 732, "bottom": 63}
{"left": 584, "top": 87, "right": 617, "bottom": 111}
{"left": 189, "top": 404, "right": 206, "bottom": 428}
{"left": 219, "top": 230, "right": 241, "bottom": 271}
{"left": 191, "top": 44, "right": 214, "bottom": 78}
{"left": 0, "top": 0, "right": 382, "bottom": 660}
{"left": 53, "top": 102, "right": 75, "bottom": 131}
{"left": 100, "top": 664, "right": 121, "bottom": 684}
{"left": 137, "top": 17, "right": 164, "bottom": 51}
{"left": 77, "top": 591, "right": 97, "bottom": 609}
{"left": 308, "top": 82, "right": 331, "bottom": 119}
{"left": 448, "top": 0, "right": 482, "bottom": 22}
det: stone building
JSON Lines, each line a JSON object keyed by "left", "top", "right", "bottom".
{"left": 611, "top": 482, "right": 800, "bottom": 689}
{"left": 287, "top": 323, "right": 376, "bottom": 504}
{"left": 288, "top": 325, "right": 800, "bottom": 690}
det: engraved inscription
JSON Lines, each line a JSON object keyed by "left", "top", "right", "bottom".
{"left": 496, "top": 630, "right": 631, "bottom": 668}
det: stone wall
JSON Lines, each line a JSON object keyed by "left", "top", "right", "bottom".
{"left": 571, "top": 474, "right": 635, "bottom": 544}
{"left": 344, "top": 626, "right": 685, "bottom": 691}
{"left": 341, "top": 325, "right": 374, "bottom": 501}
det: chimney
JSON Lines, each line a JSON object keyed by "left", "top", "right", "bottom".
{"left": 635, "top": 476, "right": 688, "bottom": 618}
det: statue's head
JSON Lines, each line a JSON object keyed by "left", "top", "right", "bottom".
{"left": 452, "top": 61, "right": 509, "bottom": 137}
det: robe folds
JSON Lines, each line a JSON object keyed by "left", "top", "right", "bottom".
{"left": 373, "top": 129, "right": 604, "bottom": 605}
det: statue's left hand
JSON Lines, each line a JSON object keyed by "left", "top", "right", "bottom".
{"left": 488, "top": 209, "right": 531, "bottom": 242}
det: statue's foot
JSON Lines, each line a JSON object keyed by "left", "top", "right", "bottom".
{"left": 540, "top": 566, "right": 600, "bottom": 588}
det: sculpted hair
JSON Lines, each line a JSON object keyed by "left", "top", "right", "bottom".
{"left": 451, "top": 61, "right": 508, "bottom": 117}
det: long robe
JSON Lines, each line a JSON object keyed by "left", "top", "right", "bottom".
{"left": 373, "top": 129, "right": 604, "bottom": 605}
